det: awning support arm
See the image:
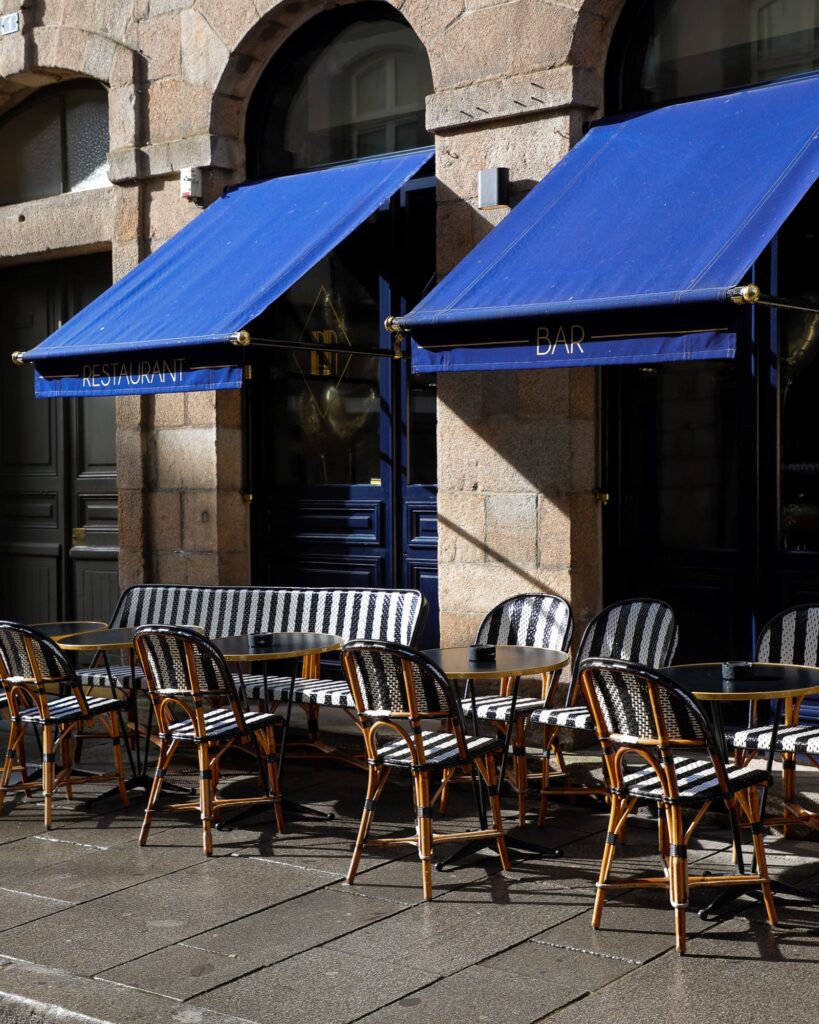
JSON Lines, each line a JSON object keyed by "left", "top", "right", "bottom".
{"left": 728, "top": 285, "right": 819, "bottom": 314}
{"left": 231, "top": 330, "right": 404, "bottom": 360}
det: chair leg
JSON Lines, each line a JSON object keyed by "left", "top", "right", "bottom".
{"left": 781, "top": 757, "right": 797, "bottom": 838}
{"left": 480, "top": 754, "right": 510, "bottom": 871}
{"left": 42, "top": 725, "right": 55, "bottom": 830}
{"left": 537, "top": 725, "right": 558, "bottom": 827}
{"left": 592, "top": 792, "right": 623, "bottom": 929}
{"left": 260, "top": 726, "right": 285, "bottom": 834}
{"left": 0, "top": 721, "right": 23, "bottom": 813}
{"left": 348, "top": 764, "right": 384, "bottom": 885}
{"left": 514, "top": 718, "right": 528, "bottom": 826}
{"left": 415, "top": 771, "right": 434, "bottom": 901}
{"left": 742, "top": 786, "right": 778, "bottom": 927}
{"left": 139, "top": 739, "right": 173, "bottom": 847}
{"left": 62, "top": 728, "right": 74, "bottom": 800}
{"left": 198, "top": 742, "right": 215, "bottom": 856}
{"left": 438, "top": 766, "right": 454, "bottom": 815}
{"left": 108, "top": 712, "right": 130, "bottom": 809}
{"left": 666, "top": 803, "right": 688, "bottom": 955}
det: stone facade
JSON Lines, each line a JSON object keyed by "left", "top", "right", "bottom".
{"left": 0, "top": 0, "right": 630, "bottom": 639}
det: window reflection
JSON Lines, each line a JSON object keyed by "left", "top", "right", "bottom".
{"left": 779, "top": 185, "right": 819, "bottom": 551}
{"left": 611, "top": 0, "right": 819, "bottom": 111}
{"left": 0, "top": 84, "right": 109, "bottom": 206}
{"left": 248, "top": 10, "right": 432, "bottom": 177}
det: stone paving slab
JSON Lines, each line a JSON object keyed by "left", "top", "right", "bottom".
{"left": 0, "top": 751, "right": 817, "bottom": 1024}
{"left": 354, "top": 961, "right": 580, "bottom": 1024}
{"left": 0, "top": 856, "right": 337, "bottom": 976}
{"left": 0, "top": 960, "right": 255, "bottom": 1024}
{"left": 97, "top": 887, "right": 406, "bottom": 999}
{"left": 194, "top": 946, "right": 440, "bottom": 1024}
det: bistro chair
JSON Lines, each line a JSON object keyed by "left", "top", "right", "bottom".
{"left": 728, "top": 604, "right": 819, "bottom": 833}
{"left": 439, "top": 593, "right": 573, "bottom": 825}
{"left": 0, "top": 621, "right": 130, "bottom": 828}
{"left": 530, "top": 598, "right": 679, "bottom": 824}
{"left": 580, "top": 658, "right": 776, "bottom": 954}
{"left": 133, "top": 626, "right": 284, "bottom": 855}
{"left": 341, "top": 640, "right": 509, "bottom": 900}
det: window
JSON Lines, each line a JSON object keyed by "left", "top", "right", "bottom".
{"left": 247, "top": 4, "right": 432, "bottom": 177}
{"left": 607, "top": 0, "right": 819, "bottom": 113}
{"left": 0, "top": 83, "right": 109, "bottom": 206}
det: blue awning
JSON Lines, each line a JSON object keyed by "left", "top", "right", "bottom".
{"left": 21, "top": 148, "right": 432, "bottom": 397}
{"left": 406, "top": 75, "right": 819, "bottom": 373}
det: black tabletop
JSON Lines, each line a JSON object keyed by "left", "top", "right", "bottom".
{"left": 214, "top": 632, "right": 342, "bottom": 662}
{"left": 423, "top": 645, "right": 568, "bottom": 680}
{"left": 32, "top": 620, "right": 107, "bottom": 641}
{"left": 663, "top": 662, "right": 819, "bottom": 701}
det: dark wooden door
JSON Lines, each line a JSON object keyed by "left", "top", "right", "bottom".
{"left": 0, "top": 254, "right": 118, "bottom": 624}
{"left": 603, "top": 184, "right": 819, "bottom": 667}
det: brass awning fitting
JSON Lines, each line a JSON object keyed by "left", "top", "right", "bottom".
{"left": 385, "top": 316, "right": 406, "bottom": 360}
{"left": 11, "top": 351, "right": 25, "bottom": 365}
{"left": 231, "top": 330, "right": 252, "bottom": 346}
{"left": 729, "top": 284, "right": 761, "bottom": 305}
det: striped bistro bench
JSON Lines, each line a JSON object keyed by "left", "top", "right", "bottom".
{"left": 79, "top": 584, "right": 428, "bottom": 753}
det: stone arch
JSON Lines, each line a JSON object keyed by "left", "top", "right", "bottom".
{"left": 206, "top": 0, "right": 438, "bottom": 170}
{"left": 0, "top": 24, "right": 138, "bottom": 152}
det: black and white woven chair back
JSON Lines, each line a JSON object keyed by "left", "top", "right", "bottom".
{"left": 580, "top": 659, "right": 707, "bottom": 747}
{"left": 134, "top": 626, "right": 235, "bottom": 700}
{"left": 342, "top": 641, "right": 461, "bottom": 723}
{"left": 0, "top": 621, "right": 71, "bottom": 686}
{"left": 475, "top": 593, "right": 573, "bottom": 651}
{"left": 756, "top": 604, "right": 819, "bottom": 666}
{"left": 576, "top": 599, "right": 678, "bottom": 670}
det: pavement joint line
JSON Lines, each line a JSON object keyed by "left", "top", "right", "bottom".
{"left": 527, "top": 937, "right": 643, "bottom": 965}
{"left": 178, "top": 942, "right": 240, "bottom": 959}
{"left": 88, "top": 974, "right": 184, "bottom": 1002}
{"left": 32, "top": 836, "right": 110, "bottom": 851}
{"left": 227, "top": 853, "right": 342, "bottom": 878}
{"left": 0, "top": 887, "right": 74, "bottom": 905}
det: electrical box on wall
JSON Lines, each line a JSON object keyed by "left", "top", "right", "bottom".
{"left": 180, "top": 167, "right": 203, "bottom": 201}
{"left": 477, "top": 168, "right": 509, "bottom": 210}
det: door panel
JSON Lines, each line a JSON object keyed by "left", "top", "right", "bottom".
{"left": 0, "top": 254, "right": 117, "bottom": 623}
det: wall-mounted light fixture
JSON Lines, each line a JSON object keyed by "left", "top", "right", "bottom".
{"left": 477, "top": 167, "right": 509, "bottom": 210}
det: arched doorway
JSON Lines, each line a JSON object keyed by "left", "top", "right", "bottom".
{"left": 245, "top": 5, "right": 439, "bottom": 642}
{"left": 601, "top": 0, "right": 819, "bottom": 664}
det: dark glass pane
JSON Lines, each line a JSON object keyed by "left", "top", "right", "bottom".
{"left": 402, "top": 186, "right": 437, "bottom": 485}
{"left": 614, "top": 0, "right": 819, "bottom": 111}
{"left": 0, "top": 95, "right": 62, "bottom": 204}
{"left": 249, "top": 9, "right": 432, "bottom": 176}
{"left": 778, "top": 185, "right": 819, "bottom": 551}
{"left": 253, "top": 219, "right": 382, "bottom": 486}
{"left": 618, "top": 362, "right": 738, "bottom": 550}
{"left": 65, "top": 89, "right": 109, "bottom": 192}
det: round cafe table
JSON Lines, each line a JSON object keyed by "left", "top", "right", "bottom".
{"left": 214, "top": 632, "right": 342, "bottom": 827}
{"left": 31, "top": 620, "right": 107, "bottom": 641}
{"left": 423, "top": 645, "right": 569, "bottom": 869}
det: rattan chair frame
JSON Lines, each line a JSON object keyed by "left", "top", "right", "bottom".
{"left": 0, "top": 621, "right": 129, "bottom": 828}
{"left": 536, "top": 598, "right": 679, "bottom": 826}
{"left": 437, "top": 593, "right": 574, "bottom": 827}
{"left": 134, "top": 626, "right": 284, "bottom": 855}
{"left": 729, "top": 604, "right": 819, "bottom": 835}
{"left": 580, "top": 657, "right": 776, "bottom": 954}
{"left": 342, "top": 640, "right": 510, "bottom": 900}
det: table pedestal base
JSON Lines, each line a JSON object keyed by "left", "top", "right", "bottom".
{"left": 435, "top": 834, "right": 562, "bottom": 872}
